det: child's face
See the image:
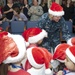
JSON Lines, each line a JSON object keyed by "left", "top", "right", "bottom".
{"left": 65, "top": 55, "right": 75, "bottom": 71}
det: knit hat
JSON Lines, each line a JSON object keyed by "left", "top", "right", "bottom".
{"left": 0, "top": 32, "right": 26, "bottom": 64}
{"left": 27, "top": 47, "right": 53, "bottom": 74}
{"left": 48, "top": 2, "right": 64, "bottom": 16}
{"left": 66, "top": 45, "right": 75, "bottom": 63}
{"left": 22, "top": 28, "right": 47, "bottom": 46}
{"left": 67, "top": 37, "right": 75, "bottom": 46}
{"left": 51, "top": 43, "right": 70, "bottom": 69}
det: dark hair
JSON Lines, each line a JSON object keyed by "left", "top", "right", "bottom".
{"left": 13, "top": 5, "right": 21, "bottom": 14}
{"left": 15, "top": 7, "right": 21, "bottom": 14}
{"left": 58, "top": 63, "right": 66, "bottom": 71}
{"left": 65, "top": 0, "right": 73, "bottom": 6}
{"left": 0, "top": 63, "right": 8, "bottom": 75}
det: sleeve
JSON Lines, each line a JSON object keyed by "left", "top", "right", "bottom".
{"left": 61, "top": 17, "right": 71, "bottom": 41}
{"left": 37, "top": 13, "right": 48, "bottom": 29}
{"left": 35, "top": 6, "right": 43, "bottom": 16}
{"left": 28, "top": 6, "right": 33, "bottom": 16}
{"left": 20, "top": 13, "right": 28, "bottom": 21}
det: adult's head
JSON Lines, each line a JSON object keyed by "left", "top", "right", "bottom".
{"left": 23, "top": 0, "right": 28, "bottom": 5}
{"left": 32, "top": 0, "right": 38, "bottom": 6}
{"left": 48, "top": 2, "right": 64, "bottom": 22}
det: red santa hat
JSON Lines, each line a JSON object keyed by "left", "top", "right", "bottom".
{"left": 66, "top": 45, "right": 75, "bottom": 63}
{"left": 53, "top": 43, "right": 70, "bottom": 62}
{"left": 48, "top": 2, "right": 64, "bottom": 16}
{"left": 51, "top": 43, "right": 70, "bottom": 69}
{"left": 67, "top": 37, "right": 75, "bottom": 46}
{"left": 0, "top": 32, "right": 26, "bottom": 64}
{"left": 27, "top": 47, "right": 53, "bottom": 74}
{"left": 22, "top": 28, "right": 47, "bottom": 46}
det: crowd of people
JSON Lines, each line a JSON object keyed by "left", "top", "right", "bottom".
{"left": 0, "top": 0, "right": 75, "bottom": 75}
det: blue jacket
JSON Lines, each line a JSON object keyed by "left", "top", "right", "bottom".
{"left": 37, "top": 13, "right": 71, "bottom": 52}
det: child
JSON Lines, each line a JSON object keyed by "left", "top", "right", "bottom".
{"left": 26, "top": 47, "right": 53, "bottom": 75}
{"left": 57, "top": 45, "right": 75, "bottom": 75}
{"left": 0, "top": 32, "right": 30, "bottom": 75}
{"left": 22, "top": 27, "right": 47, "bottom": 48}
{"left": 51, "top": 43, "right": 70, "bottom": 74}
{"left": 22, "top": 27, "right": 47, "bottom": 70}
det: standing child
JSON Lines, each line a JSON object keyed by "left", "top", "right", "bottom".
{"left": 0, "top": 32, "right": 30, "bottom": 75}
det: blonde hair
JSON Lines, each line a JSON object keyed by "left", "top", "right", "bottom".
{"left": 48, "top": 14, "right": 53, "bottom": 20}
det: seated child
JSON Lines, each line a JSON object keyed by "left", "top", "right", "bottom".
{"left": 22, "top": 27, "right": 47, "bottom": 48}
{"left": 57, "top": 45, "right": 75, "bottom": 75}
{"left": 26, "top": 47, "right": 53, "bottom": 75}
{"left": 51, "top": 43, "right": 70, "bottom": 74}
{"left": 0, "top": 32, "right": 30, "bottom": 75}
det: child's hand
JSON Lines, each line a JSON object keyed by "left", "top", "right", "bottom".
{"left": 56, "top": 70, "right": 63, "bottom": 75}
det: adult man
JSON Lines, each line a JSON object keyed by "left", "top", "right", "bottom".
{"left": 37, "top": 2, "right": 71, "bottom": 52}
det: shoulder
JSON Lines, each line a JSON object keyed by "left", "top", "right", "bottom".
{"left": 39, "top": 13, "right": 48, "bottom": 20}
{"left": 30, "top": 6, "right": 34, "bottom": 8}
{"left": 38, "top": 6, "right": 42, "bottom": 8}
{"left": 4, "top": 5, "right": 8, "bottom": 8}
{"left": 60, "top": 17, "right": 66, "bottom": 23}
